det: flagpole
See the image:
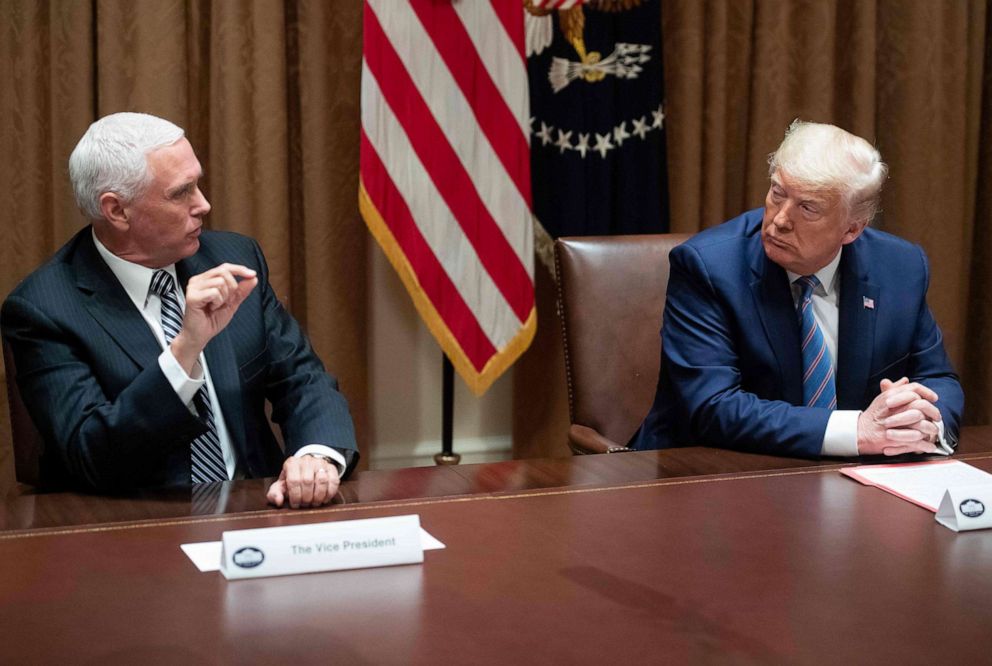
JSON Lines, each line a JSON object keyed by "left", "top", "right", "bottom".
{"left": 434, "top": 354, "right": 461, "bottom": 465}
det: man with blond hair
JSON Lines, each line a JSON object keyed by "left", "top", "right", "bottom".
{"left": 2, "top": 112, "right": 356, "bottom": 507}
{"left": 634, "top": 120, "right": 963, "bottom": 457}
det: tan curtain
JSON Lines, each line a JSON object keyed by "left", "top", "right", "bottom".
{"left": 0, "top": 0, "right": 368, "bottom": 492}
{"left": 516, "top": 0, "right": 992, "bottom": 459}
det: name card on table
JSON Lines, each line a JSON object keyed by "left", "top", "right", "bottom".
{"left": 220, "top": 514, "right": 424, "bottom": 580}
{"left": 936, "top": 485, "right": 992, "bottom": 532}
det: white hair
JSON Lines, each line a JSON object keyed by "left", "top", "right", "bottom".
{"left": 68, "top": 112, "right": 185, "bottom": 220}
{"left": 768, "top": 120, "right": 888, "bottom": 225}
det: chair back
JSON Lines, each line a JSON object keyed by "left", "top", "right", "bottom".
{"left": 2, "top": 337, "right": 44, "bottom": 487}
{"left": 555, "top": 233, "right": 692, "bottom": 450}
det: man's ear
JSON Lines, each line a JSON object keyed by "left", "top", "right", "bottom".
{"left": 98, "top": 192, "right": 129, "bottom": 231}
{"left": 841, "top": 219, "right": 867, "bottom": 245}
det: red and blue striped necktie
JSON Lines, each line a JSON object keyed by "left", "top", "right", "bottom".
{"left": 796, "top": 275, "right": 837, "bottom": 409}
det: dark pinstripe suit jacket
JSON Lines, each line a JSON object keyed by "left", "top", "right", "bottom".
{"left": 1, "top": 228, "right": 357, "bottom": 491}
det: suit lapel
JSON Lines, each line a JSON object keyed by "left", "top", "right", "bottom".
{"left": 177, "top": 247, "right": 248, "bottom": 455}
{"left": 73, "top": 231, "right": 161, "bottom": 370}
{"left": 74, "top": 231, "right": 250, "bottom": 456}
{"left": 748, "top": 237, "right": 803, "bottom": 405}
{"left": 836, "top": 242, "right": 877, "bottom": 408}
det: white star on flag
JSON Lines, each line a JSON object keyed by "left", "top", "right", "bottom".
{"left": 575, "top": 132, "right": 591, "bottom": 158}
{"left": 536, "top": 121, "right": 554, "bottom": 146}
{"left": 593, "top": 132, "right": 614, "bottom": 159}
{"left": 613, "top": 121, "right": 630, "bottom": 147}
{"left": 632, "top": 116, "right": 650, "bottom": 140}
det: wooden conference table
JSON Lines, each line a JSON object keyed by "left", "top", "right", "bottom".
{"left": 2, "top": 427, "right": 992, "bottom": 663}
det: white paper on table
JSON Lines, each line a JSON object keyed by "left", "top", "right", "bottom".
{"left": 841, "top": 460, "right": 992, "bottom": 512}
{"left": 182, "top": 527, "right": 445, "bottom": 573}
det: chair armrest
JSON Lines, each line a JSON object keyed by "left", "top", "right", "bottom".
{"left": 567, "top": 424, "right": 634, "bottom": 455}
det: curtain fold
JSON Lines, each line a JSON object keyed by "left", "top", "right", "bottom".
{"left": 963, "top": 5, "right": 992, "bottom": 425}
{"left": 295, "top": 0, "right": 369, "bottom": 467}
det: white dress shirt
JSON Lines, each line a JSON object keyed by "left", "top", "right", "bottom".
{"left": 92, "top": 231, "right": 345, "bottom": 477}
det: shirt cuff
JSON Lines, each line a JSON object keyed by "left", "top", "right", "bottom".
{"left": 934, "top": 420, "right": 953, "bottom": 455}
{"left": 821, "top": 410, "right": 860, "bottom": 457}
{"left": 294, "top": 444, "right": 347, "bottom": 475}
{"left": 158, "top": 349, "right": 205, "bottom": 410}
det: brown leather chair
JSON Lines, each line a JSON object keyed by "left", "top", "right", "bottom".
{"left": 3, "top": 337, "right": 45, "bottom": 488}
{"left": 555, "top": 233, "right": 692, "bottom": 454}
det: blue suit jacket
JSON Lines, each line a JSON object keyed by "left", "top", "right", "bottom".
{"left": 1, "top": 228, "right": 357, "bottom": 491}
{"left": 632, "top": 208, "right": 963, "bottom": 457}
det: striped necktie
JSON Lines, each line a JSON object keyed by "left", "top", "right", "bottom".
{"left": 795, "top": 275, "right": 837, "bottom": 409}
{"left": 150, "top": 270, "right": 229, "bottom": 483}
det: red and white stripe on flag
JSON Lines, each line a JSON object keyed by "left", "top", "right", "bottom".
{"left": 528, "top": 0, "right": 584, "bottom": 8}
{"left": 359, "top": 0, "right": 536, "bottom": 396}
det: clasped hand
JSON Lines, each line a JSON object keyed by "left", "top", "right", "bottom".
{"left": 857, "top": 377, "right": 942, "bottom": 456}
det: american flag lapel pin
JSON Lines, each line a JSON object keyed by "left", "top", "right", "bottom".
{"left": 863, "top": 296, "right": 875, "bottom": 310}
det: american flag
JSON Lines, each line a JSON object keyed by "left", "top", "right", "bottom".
{"left": 359, "top": 0, "right": 535, "bottom": 396}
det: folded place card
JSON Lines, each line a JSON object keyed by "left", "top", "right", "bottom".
{"left": 935, "top": 484, "right": 992, "bottom": 532}
{"left": 220, "top": 514, "right": 425, "bottom": 580}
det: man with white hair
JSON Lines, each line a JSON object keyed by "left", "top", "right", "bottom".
{"left": 634, "top": 120, "right": 963, "bottom": 457}
{"left": 2, "top": 112, "right": 357, "bottom": 507}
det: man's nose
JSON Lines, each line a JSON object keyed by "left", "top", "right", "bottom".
{"left": 193, "top": 187, "right": 211, "bottom": 216}
{"left": 773, "top": 203, "right": 793, "bottom": 229}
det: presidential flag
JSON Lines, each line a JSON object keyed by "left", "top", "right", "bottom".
{"left": 526, "top": 0, "right": 669, "bottom": 243}
{"left": 359, "top": 0, "right": 536, "bottom": 396}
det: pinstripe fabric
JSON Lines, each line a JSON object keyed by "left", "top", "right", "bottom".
{"left": 150, "top": 270, "right": 228, "bottom": 483}
{"left": 795, "top": 275, "right": 837, "bottom": 410}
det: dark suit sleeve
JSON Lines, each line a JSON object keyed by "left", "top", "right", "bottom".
{"left": 249, "top": 240, "right": 358, "bottom": 469}
{"left": 1, "top": 295, "right": 206, "bottom": 491}
{"left": 659, "top": 243, "right": 830, "bottom": 458}
{"left": 902, "top": 247, "right": 963, "bottom": 447}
